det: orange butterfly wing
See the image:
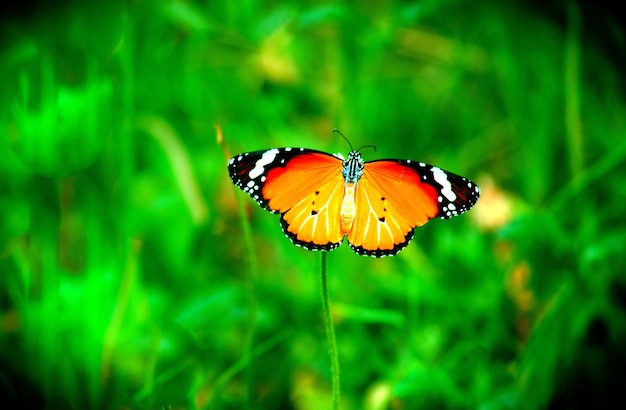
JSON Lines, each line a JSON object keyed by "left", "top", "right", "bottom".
{"left": 348, "top": 160, "right": 479, "bottom": 257}
{"left": 228, "top": 148, "right": 346, "bottom": 251}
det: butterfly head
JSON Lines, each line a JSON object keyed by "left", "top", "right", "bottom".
{"left": 342, "top": 151, "right": 365, "bottom": 183}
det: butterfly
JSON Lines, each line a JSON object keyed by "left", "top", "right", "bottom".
{"left": 228, "top": 137, "right": 480, "bottom": 257}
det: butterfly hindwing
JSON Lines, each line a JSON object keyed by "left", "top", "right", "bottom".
{"left": 347, "top": 176, "right": 417, "bottom": 257}
{"left": 279, "top": 174, "right": 345, "bottom": 251}
{"left": 228, "top": 148, "right": 345, "bottom": 250}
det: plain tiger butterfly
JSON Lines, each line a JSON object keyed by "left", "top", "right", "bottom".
{"left": 228, "top": 133, "right": 480, "bottom": 257}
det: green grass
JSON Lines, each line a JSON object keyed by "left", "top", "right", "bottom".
{"left": 2, "top": 0, "right": 626, "bottom": 409}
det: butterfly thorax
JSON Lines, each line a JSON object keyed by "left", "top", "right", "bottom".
{"left": 341, "top": 151, "right": 364, "bottom": 183}
{"left": 339, "top": 151, "right": 364, "bottom": 234}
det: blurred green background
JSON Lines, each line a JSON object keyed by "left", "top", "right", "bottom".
{"left": 2, "top": 0, "right": 626, "bottom": 409}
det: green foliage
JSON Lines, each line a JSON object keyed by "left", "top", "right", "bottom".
{"left": 2, "top": 0, "right": 625, "bottom": 409}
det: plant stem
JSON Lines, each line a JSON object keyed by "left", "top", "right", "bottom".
{"left": 227, "top": 155, "right": 258, "bottom": 409}
{"left": 564, "top": 1, "right": 584, "bottom": 177}
{"left": 320, "top": 251, "right": 340, "bottom": 409}
{"left": 237, "top": 196, "right": 258, "bottom": 410}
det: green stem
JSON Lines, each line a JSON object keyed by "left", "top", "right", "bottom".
{"left": 235, "top": 193, "right": 258, "bottom": 410}
{"left": 320, "top": 252, "right": 340, "bottom": 409}
{"left": 564, "top": 2, "right": 584, "bottom": 177}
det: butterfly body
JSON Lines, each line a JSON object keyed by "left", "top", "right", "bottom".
{"left": 340, "top": 182, "right": 357, "bottom": 234}
{"left": 228, "top": 147, "right": 480, "bottom": 257}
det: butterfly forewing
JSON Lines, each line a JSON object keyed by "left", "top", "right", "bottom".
{"left": 261, "top": 151, "right": 343, "bottom": 213}
{"left": 366, "top": 159, "right": 479, "bottom": 220}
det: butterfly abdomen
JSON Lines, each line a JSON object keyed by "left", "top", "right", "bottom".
{"left": 340, "top": 183, "right": 357, "bottom": 234}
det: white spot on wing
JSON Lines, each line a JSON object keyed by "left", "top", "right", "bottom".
{"left": 431, "top": 167, "right": 456, "bottom": 202}
{"left": 249, "top": 149, "right": 279, "bottom": 179}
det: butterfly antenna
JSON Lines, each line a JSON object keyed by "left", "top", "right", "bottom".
{"left": 332, "top": 128, "right": 354, "bottom": 152}
{"left": 357, "top": 144, "right": 377, "bottom": 153}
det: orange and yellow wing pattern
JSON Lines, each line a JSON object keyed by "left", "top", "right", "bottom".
{"left": 228, "top": 148, "right": 346, "bottom": 251}
{"left": 348, "top": 159, "right": 479, "bottom": 257}
{"left": 228, "top": 147, "right": 480, "bottom": 257}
